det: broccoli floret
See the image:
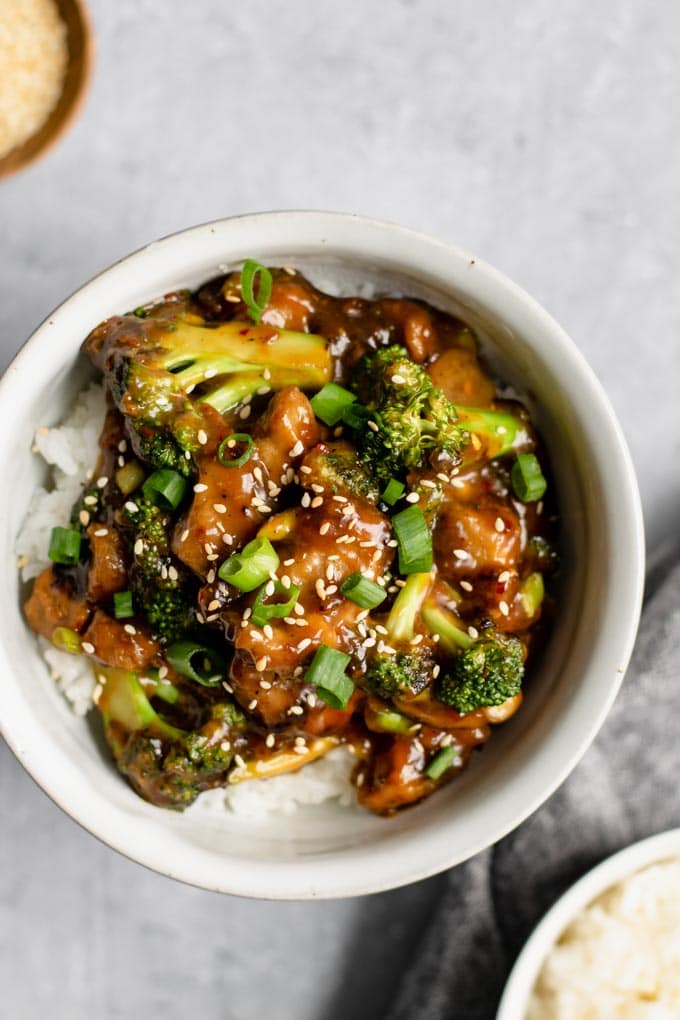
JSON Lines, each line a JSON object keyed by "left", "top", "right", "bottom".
{"left": 421, "top": 600, "right": 524, "bottom": 713}
{"left": 349, "top": 345, "right": 469, "bottom": 482}
{"left": 363, "top": 651, "right": 432, "bottom": 700}
{"left": 83, "top": 311, "right": 333, "bottom": 457}
{"left": 301, "top": 441, "right": 380, "bottom": 503}
{"left": 438, "top": 631, "right": 524, "bottom": 713}
{"left": 98, "top": 667, "right": 246, "bottom": 809}
{"left": 119, "top": 497, "right": 196, "bottom": 644}
{"left": 69, "top": 483, "right": 105, "bottom": 530}
{"left": 128, "top": 426, "right": 192, "bottom": 476}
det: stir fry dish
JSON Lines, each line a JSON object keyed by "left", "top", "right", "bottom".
{"left": 23, "top": 262, "right": 557, "bottom": 815}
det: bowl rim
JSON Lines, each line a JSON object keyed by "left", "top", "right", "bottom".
{"left": 496, "top": 827, "right": 680, "bottom": 1017}
{"left": 0, "top": 211, "right": 645, "bottom": 898}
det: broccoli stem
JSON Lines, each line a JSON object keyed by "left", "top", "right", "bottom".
{"left": 386, "top": 572, "right": 433, "bottom": 644}
{"left": 421, "top": 601, "right": 474, "bottom": 654}
{"left": 455, "top": 407, "right": 530, "bottom": 459}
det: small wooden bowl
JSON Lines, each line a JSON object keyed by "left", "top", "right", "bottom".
{"left": 0, "top": 0, "right": 92, "bottom": 180}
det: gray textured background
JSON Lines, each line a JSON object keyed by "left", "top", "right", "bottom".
{"left": 1, "top": 2, "right": 678, "bottom": 1018}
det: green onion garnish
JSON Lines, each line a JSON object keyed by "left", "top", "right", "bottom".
{"left": 381, "top": 478, "right": 405, "bottom": 506}
{"left": 373, "top": 709, "right": 413, "bottom": 734}
{"left": 165, "top": 641, "right": 226, "bottom": 686}
{"left": 305, "top": 644, "right": 354, "bottom": 710}
{"left": 217, "top": 433, "right": 254, "bottom": 468}
{"left": 251, "top": 580, "right": 301, "bottom": 627}
{"left": 340, "top": 572, "right": 387, "bottom": 610}
{"left": 142, "top": 469, "right": 187, "bottom": 511}
{"left": 115, "top": 460, "right": 145, "bottom": 495}
{"left": 341, "top": 402, "right": 370, "bottom": 430}
{"left": 113, "top": 590, "right": 134, "bottom": 619}
{"left": 48, "top": 526, "right": 82, "bottom": 565}
{"left": 51, "top": 626, "right": 81, "bottom": 654}
{"left": 425, "top": 745, "right": 459, "bottom": 780}
{"left": 241, "top": 259, "right": 273, "bottom": 324}
{"left": 310, "top": 383, "right": 356, "bottom": 426}
{"left": 392, "top": 506, "right": 433, "bottom": 574}
{"left": 511, "top": 453, "right": 547, "bottom": 503}
{"left": 218, "top": 537, "right": 280, "bottom": 591}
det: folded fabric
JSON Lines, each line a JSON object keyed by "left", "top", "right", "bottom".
{"left": 385, "top": 551, "right": 680, "bottom": 1020}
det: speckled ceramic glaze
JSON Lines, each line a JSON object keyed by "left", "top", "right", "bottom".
{"left": 0, "top": 213, "right": 644, "bottom": 898}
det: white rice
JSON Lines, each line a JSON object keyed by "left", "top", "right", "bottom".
{"left": 527, "top": 859, "right": 680, "bottom": 1019}
{"left": 17, "top": 382, "right": 354, "bottom": 813}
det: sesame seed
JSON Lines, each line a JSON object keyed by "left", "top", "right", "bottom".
{"left": 315, "top": 579, "right": 326, "bottom": 600}
{"left": 299, "top": 464, "right": 312, "bottom": 475}
{"left": 206, "top": 553, "right": 219, "bottom": 561}
{"left": 222, "top": 681, "right": 234, "bottom": 693}
{"left": 207, "top": 599, "right": 220, "bottom": 612}
{"left": 281, "top": 575, "right": 291, "bottom": 589}
{"left": 194, "top": 483, "right": 208, "bottom": 493}
{"left": 405, "top": 492, "right": 420, "bottom": 504}
{"left": 93, "top": 528, "right": 108, "bottom": 537}
{"left": 453, "top": 548, "right": 469, "bottom": 560}
{"left": 301, "top": 492, "right": 311, "bottom": 508}
{"left": 294, "top": 736, "right": 306, "bottom": 746}
{"left": 265, "top": 580, "right": 276, "bottom": 597}
{"left": 387, "top": 539, "right": 399, "bottom": 548}
{"left": 213, "top": 503, "right": 227, "bottom": 514}
{"left": 495, "top": 517, "right": 505, "bottom": 532}
{"left": 243, "top": 608, "right": 252, "bottom": 620}
{"left": 283, "top": 558, "right": 295, "bottom": 567}
{"left": 311, "top": 483, "right": 325, "bottom": 494}
{"left": 220, "top": 740, "right": 231, "bottom": 753}
{"left": 96, "top": 476, "right": 108, "bottom": 489}
{"left": 467, "top": 625, "right": 479, "bottom": 639}
{"left": 325, "top": 564, "right": 334, "bottom": 581}
{"left": 257, "top": 385, "right": 271, "bottom": 395}
{"left": 311, "top": 496, "right": 324, "bottom": 509}
{"left": 460, "top": 580, "right": 473, "bottom": 592}
{"left": 117, "top": 456, "right": 125, "bottom": 468}
{"left": 265, "top": 733, "right": 276, "bottom": 748}
{"left": 263, "top": 369, "right": 271, "bottom": 380}
{"left": 367, "top": 420, "right": 379, "bottom": 432}
{"left": 81, "top": 642, "right": 95, "bottom": 654}
{"left": 124, "top": 624, "right": 137, "bottom": 635}
{"left": 293, "top": 745, "right": 308, "bottom": 755}
{"left": 118, "top": 440, "right": 127, "bottom": 453}
{"left": 410, "top": 633, "right": 424, "bottom": 646}
{"left": 432, "top": 664, "right": 441, "bottom": 679}
{"left": 289, "top": 440, "right": 304, "bottom": 458}
{"left": 497, "top": 425, "right": 507, "bottom": 435}
{"left": 391, "top": 374, "right": 406, "bottom": 384}
{"left": 253, "top": 466, "right": 264, "bottom": 483}
{"left": 436, "top": 472, "right": 449, "bottom": 483}
{"left": 288, "top": 705, "right": 304, "bottom": 716}
{"left": 293, "top": 603, "right": 305, "bottom": 616}
{"left": 536, "top": 501, "right": 544, "bottom": 515}
{"left": 356, "top": 609, "right": 370, "bottom": 621}
{"left": 79, "top": 510, "right": 90, "bottom": 526}
{"left": 84, "top": 495, "right": 97, "bottom": 506}
{"left": 332, "top": 494, "right": 347, "bottom": 503}
{"left": 158, "top": 665, "right": 168, "bottom": 679}
{"left": 239, "top": 405, "right": 251, "bottom": 420}
{"left": 255, "top": 656, "right": 268, "bottom": 671}
{"left": 206, "top": 569, "right": 216, "bottom": 584}
{"left": 498, "top": 570, "right": 511, "bottom": 584}
{"left": 180, "top": 529, "right": 189, "bottom": 543}
{"left": 134, "top": 539, "right": 144, "bottom": 556}
{"left": 499, "top": 601, "right": 510, "bottom": 617}
{"left": 168, "top": 565, "right": 178, "bottom": 581}
{"left": 421, "top": 479, "right": 437, "bottom": 489}
{"left": 248, "top": 699, "right": 258, "bottom": 711}
{"left": 222, "top": 534, "right": 233, "bottom": 544}
{"left": 263, "top": 624, "right": 274, "bottom": 640}
{"left": 260, "top": 680, "right": 272, "bottom": 690}
{"left": 319, "top": 521, "right": 330, "bottom": 536}
{"left": 234, "top": 754, "right": 246, "bottom": 769}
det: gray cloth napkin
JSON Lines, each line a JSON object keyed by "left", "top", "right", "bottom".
{"left": 384, "top": 546, "right": 680, "bottom": 1020}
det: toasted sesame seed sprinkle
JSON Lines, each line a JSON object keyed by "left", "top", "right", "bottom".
{"left": 332, "top": 494, "right": 347, "bottom": 504}
{"left": 263, "top": 624, "right": 274, "bottom": 640}
{"left": 264, "top": 580, "right": 276, "bottom": 597}
{"left": 299, "top": 464, "right": 312, "bottom": 475}
{"left": 294, "top": 736, "right": 306, "bottom": 746}
{"left": 293, "top": 602, "right": 305, "bottom": 616}
{"left": 207, "top": 599, "right": 220, "bottom": 612}
{"left": 96, "top": 476, "right": 108, "bottom": 489}
{"left": 84, "top": 495, "right": 97, "bottom": 506}
{"left": 391, "top": 374, "right": 406, "bottom": 384}
{"left": 410, "top": 633, "right": 424, "bottom": 645}
{"left": 118, "top": 440, "right": 127, "bottom": 453}
{"left": 222, "top": 534, "right": 233, "bottom": 544}
{"left": 367, "top": 420, "right": 379, "bottom": 432}
{"left": 495, "top": 517, "right": 505, "bottom": 532}
{"left": 283, "top": 558, "right": 295, "bottom": 567}
{"left": 79, "top": 510, "right": 90, "bottom": 526}
{"left": 124, "top": 624, "right": 137, "bottom": 635}
{"left": 206, "top": 569, "right": 216, "bottom": 584}
{"left": 467, "top": 626, "right": 479, "bottom": 639}
{"left": 298, "top": 638, "right": 312, "bottom": 653}
{"left": 460, "top": 580, "right": 474, "bottom": 592}
{"left": 93, "top": 527, "right": 108, "bottom": 537}
{"left": 301, "top": 492, "right": 311, "bottom": 508}
{"left": 82, "top": 642, "right": 95, "bottom": 654}
{"left": 197, "top": 429, "right": 208, "bottom": 445}
{"left": 260, "top": 680, "right": 272, "bottom": 690}
{"left": 421, "top": 479, "right": 437, "bottom": 489}
{"left": 436, "top": 472, "right": 449, "bottom": 483}
{"left": 536, "top": 501, "right": 544, "bottom": 515}
{"left": 206, "top": 553, "right": 219, "bottom": 561}
{"left": 281, "top": 575, "right": 291, "bottom": 589}
{"left": 289, "top": 705, "right": 304, "bottom": 716}
{"left": 257, "top": 385, "right": 271, "bottom": 395}
{"left": 255, "top": 656, "right": 268, "bottom": 671}
{"left": 213, "top": 503, "right": 227, "bottom": 514}
{"left": 134, "top": 538, "right": 144, "bottom": 555}
{"left": 243, "top": 608, "right": 252, "bottom": 620}
{"left": 498, "top": 570, "right": 511, "bottom": 584}
{"left": 263, "top": 368, "right": 271, "bottom": 380}
{"left": 194, "top": 483, "right": 208, "bottom": 493}
{"left": 289, "top": 440, "right": 304, "bottom": 458}
{"left": 325, "top": 564, "right": 334, "bottom": 581}
{"left": 117, "top": 455, "right": 125, "bottom": 468}
{"left": 453, "top": 548, "right": 469, "bottom": 560}
{"left": 248, "top": 699, "right": 258, "bottom": 711}
{"left": 405, "top": 492, "right": 420, "bottom": 504}
{"left": 319, "top": 521, "right": 331, "bottom": 536}
{"left": 253, "top": 466, "right": 264, "bottom": 483}
{"left": 293, "top": 745, "right": 308, "bottom": 755}
{"left": 499, "top": 601, "right": 510, "bottom": 617}
{"left": 222, "top": 680, "right": 234, "bottom": 694}
{"left": 432, "top": 664, "right": 441, "bottom": 679}
{"left": 158, "top": 665, "right": 168, "bottom": 679}
{"left": 234, "top": 754, "right": 246, "bottom": 769}
{"left": 239, "top": 405, "right": 251, "bottom": 420}
{"left": 315, "top": 579, "right": 326, "bottom": 600}
{"left": 265, "top": 733, "right": 276, "bottom": 748}
{"left": 310, "top": 495, "right": 323, "bottom": 509}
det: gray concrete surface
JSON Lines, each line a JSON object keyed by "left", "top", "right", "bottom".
{"left": 1, "top": 2, "right": 678, "bottom": 1017}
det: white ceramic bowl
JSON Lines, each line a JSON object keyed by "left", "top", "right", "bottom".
{"left": 497, "top": 828, "right": 680, "bottom": 1018}
{"left": 0, "top": 212, "right": 644, "bottom": 899}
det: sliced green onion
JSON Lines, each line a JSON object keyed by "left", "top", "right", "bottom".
{"left": 165, "top": 641, "right": 226, "bottom": 686}
{"left": 310, "top": 383, "right": 356, "bottom": 426}
{"left": 392, "top": 506, "right": 433, "bottom": 574}
{"left": 48, "top": 526, "right": 82, "bottom": 565}
{"left": 341, "top": 401, "right": 370, "bottom": 430}
{"left": 218, "top": 537, "right": 280, "bottom": 591}
{"left": 217, "top": 433, "right": 254, "bottom": 468}
{"left": 425, "top": 745, "right": 460, "bottom": 780}
{"left": 305, "top": 644, "right": 354, "bottom": 710}
{"left": 340, "top": 572, "right": 387, "bottom": 609}
{"left": 373, "top": 709, "right": 413, "bottom": 734}
{"left": 51, "top": 626, "right": 81, "bottom": 654}
{"left": 241, "top": 259, "right": 273, "bottom": 324}
{"left": 381, "top": 478, "right": 405, "bottom": 506}
{"left": 511, "top": 453, "right": 547, "bottom": 503}
{"left": 115, "top": 460, "right": 145, "bottom": 495}
{"left": 113, "top": 590, "right": 134, "bottom": 619}
{"left": 142, "top": 469, "right": 187, "bottom": 510}
{"left": 251, "top": 581, "right": 301, "bottom": 627}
